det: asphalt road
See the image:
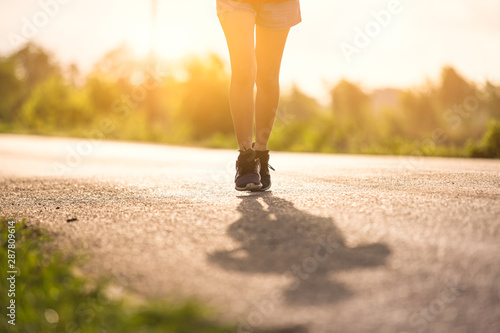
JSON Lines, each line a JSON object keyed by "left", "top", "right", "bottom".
{"left": 1, "top": 134, "right": 499, "bottom": 333}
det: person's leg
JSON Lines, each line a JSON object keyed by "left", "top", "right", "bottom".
{"left": 254, "top": 26, "right": 290, "bottom": 151}
{"left": 219, "top": 11, "right": 262, "bottom": 191}
{"left": 218, "top": 11, "right": 256, "bottom": 151}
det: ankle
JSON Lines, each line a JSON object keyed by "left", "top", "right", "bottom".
{"left": 238, "top": 142, "right": 253, "bottom": 151}
{"left": 253, "top": 143, "right": 268, "bottom": 151}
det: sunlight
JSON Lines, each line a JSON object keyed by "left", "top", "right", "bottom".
{"left": 124, "top": 0, "right": 202, "bottom": 61}
{"left": 124, "top": 0, "right": 156, "bottom": 58}
{"left": 128, "top": 27, "right": 152, "bottom": 58}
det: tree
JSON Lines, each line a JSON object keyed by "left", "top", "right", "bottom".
{"left": 279, "top": 85, "right": 323, "bottom": 122}
{"left": 438, "top": 66, "right": 474, "bottom": 108}
{"left": 9, "top": 43, "right": 61, "bottom": 91}
{"left": 330, "top": 79, "right": 369, "bottom": 119}
{"left": 0, "top": 57, "right": 24, "bottom": 123}
{"left": 178, "top": 54, "right": 232, "bottom": 139}
{"left": 18, "top": 76, "right": 92, "bottom": 132}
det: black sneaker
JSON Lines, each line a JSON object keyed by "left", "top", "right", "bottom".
{"left": 235, "top": 149, "right": 262, "bottom": 191}
{"left": 255, "top": 150, "right": 274, "bottom": 191}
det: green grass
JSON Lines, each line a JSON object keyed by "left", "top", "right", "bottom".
{"left": 0, "top": 217, "right": 236, "bottom": 333}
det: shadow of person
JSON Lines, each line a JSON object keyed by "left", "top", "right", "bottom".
{"left": 208, "top": 193, "right": 390, "bottom": 305}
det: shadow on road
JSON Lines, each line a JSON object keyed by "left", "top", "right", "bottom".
{"left": 208, "top": 193, "right": 391, "bottom": 305}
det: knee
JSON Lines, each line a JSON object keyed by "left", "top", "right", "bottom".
{"left": 256, "top": 71, "right": 280, "bottom": 91}
{"left": 231, "top": 63, "right": 256, "bottom": 87}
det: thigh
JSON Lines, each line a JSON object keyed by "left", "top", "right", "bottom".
{"left": 255, "top": 25, "right": 290, "bottom": 77}
{"left": 218, "top": 11, "right": 256, "bottom": 71}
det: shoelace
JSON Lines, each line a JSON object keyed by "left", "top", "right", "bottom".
{"left": 260, "top": 162, "right": 275, "bottom": 172}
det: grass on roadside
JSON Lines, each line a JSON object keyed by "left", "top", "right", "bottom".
{"left": 0, "top": 217, "right": 236, "bottom": 333}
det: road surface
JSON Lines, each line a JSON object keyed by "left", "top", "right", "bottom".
{"left": 1, "top": 134, "right": 499, "bottom": 333}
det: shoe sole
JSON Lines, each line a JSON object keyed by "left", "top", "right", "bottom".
{"left": 235, "top": 183, "right": 263, "bottom": 192}
{"left": 259, "top": 182, "right": 271, "bottom": 191}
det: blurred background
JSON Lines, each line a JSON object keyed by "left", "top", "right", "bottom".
{"left": 1, "top": 0, "right": 499, "bottom": 157}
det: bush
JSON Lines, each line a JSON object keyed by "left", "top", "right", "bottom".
{"left": 469, "top": 120, "right": 500, "bottom": 158}
{"left": 17, "top": 77, "right": 93, "bottom": 133}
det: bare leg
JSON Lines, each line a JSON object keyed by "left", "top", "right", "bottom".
{"left": 254, "top": 26, "right": 290, "bottom": 151}
{"left": 218, "top": 12, "right": 256, "bottom": 151}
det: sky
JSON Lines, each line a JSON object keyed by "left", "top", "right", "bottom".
{"left": 1, "top": 0, "right": 499, "bottom": 102}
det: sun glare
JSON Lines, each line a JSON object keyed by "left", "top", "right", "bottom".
{"left": 128, "top": 31, "right": 152, "bottom": 58}
{"left": 121, "top": 1, "right": 197, "bottom": 60}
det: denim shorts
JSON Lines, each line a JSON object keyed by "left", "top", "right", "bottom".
{"left": 216, "top": 0, "right": 301, "bottom": 30}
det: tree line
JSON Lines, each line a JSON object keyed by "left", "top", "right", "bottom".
{"left": 0, "top": 43, "right": 498, "bottom": 157}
